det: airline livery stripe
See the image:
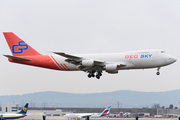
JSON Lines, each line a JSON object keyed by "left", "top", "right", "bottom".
{"left": 49, "top": 55, "right": 62, "bottom": 70}
{"left": 56, "top": 62, "right": 65, "bottom": 70}
{"left": 50, "top": 55, "right": 66, "bottom": 70}
{"left": 52, "top": 56, "right": 66, "bottom": 70}
{"left": 60, "top": 64, "right": 68, "bottom": 71}
{"left": 63, "top": 64, "right": 71, "bottom": 71}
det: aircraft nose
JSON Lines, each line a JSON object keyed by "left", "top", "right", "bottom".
{"left": 173, "top": 57, "right": 177, "bottom": 63}
{"left": 168, "top": 56, "right": 177, "bottom": 64}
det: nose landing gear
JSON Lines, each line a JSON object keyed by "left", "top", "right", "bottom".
{"left": 156, "top": 67, "right": 160, "bottom": 75}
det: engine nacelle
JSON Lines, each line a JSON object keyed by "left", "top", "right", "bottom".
{"left": 105, "top": 64, "right": 117, "bottom": 71}
{"left": 106, "top": 70, "right": 118, "bottom": 74}
{"left": 82, "top": 60, "right": 94, "bottom": 67}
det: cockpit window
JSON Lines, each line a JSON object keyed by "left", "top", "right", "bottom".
{"left": 161, "top": 51, "right": 165, "bottom": 53}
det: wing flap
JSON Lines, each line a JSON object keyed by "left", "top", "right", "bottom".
{"left": 65, "top": 59, "right": 81, "bottom": 65}
{"left": 94, "top": 60, "right": 105, "bottom": 66}
{"left": 117, "top": 63, "right": 126, "bottom": 66}
{"left": 4, "top": 55, "right": 32, "bottom": 61}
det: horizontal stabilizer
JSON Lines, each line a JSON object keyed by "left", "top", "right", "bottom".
{"left": 4, "top": 55, "right": 32, "bottom": 61}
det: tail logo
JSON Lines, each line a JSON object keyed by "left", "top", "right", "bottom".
{"left": 23, "top": 107, "right": 27, "bottom": 112}
{"left": 12, "top": 41, "right": 28, "bottom": 54}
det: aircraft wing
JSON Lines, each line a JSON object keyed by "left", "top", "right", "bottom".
{"left": 66, "top": 113, "right": 93, "bottom": 118}
{"left": 53, "top": 52, "right": 81, "bottom": 60}
{"left": 80, "top": 114, "right": 92, "bottom": 118}
{"left": 53, "top": 52, "right": 126, "bottom": 72}
{"left": 53, "top": 52, "right": 106, "bottom": 70}
{"left": 53, "top": 52, "right": 83, "bottom": 65}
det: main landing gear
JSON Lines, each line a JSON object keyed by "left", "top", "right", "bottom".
{"left": 96, "top": 71, "right": 102, "bottom": 79}
{"left": 88, "top": 71, "right": 95, "bottom": 78}
{"left": 88, "top": 71, "right": 102, "bottom": 79}
{"left": 156, "top": 67, "right": 160, "bottom": 75}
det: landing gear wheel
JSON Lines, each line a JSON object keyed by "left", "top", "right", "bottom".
{"left": 87, "top": 71, "right": 95, "bottom": 78}
{"left": 156, "top": 67, "right": 160, "bottom": 76}
{"left": 96, "top": 75, "right": 100, "bottom": 79}
{"left": 88, "top": 74, "right": 91, "bottom": 78}
{"left": 156, "top": 72, "right": 160, "bottom": 75}
{"left": 98, "top": 72, "right": 102, "bottom": 76}
{"left": 92, "top": 73, "right": 95, "bottom": 77}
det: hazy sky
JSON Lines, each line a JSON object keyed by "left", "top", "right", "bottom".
{"left": 0, "top": 0, "right": 180, "bottom": 96}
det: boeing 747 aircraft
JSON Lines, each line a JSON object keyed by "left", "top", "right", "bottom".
{"left": 64, "top": 106, "right": 111, "bottom": 118}
{"left": 0, "top": 103, "right": 28, "bottom": 120}
{"left": 3, "top": 32, "right": 177, "bottom": 79}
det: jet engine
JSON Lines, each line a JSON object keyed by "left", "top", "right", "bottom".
{"left": 105, "top": 64, "right": 117, "bottom": 71}
{"left": 82, "top": 60, "right": 94, "bottom": 67}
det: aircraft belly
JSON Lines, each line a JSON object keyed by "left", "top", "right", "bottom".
{"left": 122, "top": 58, "right": 161, "bottom": 69}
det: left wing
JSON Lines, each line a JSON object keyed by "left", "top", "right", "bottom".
{"left": 53, "top": 52, "right": 126, "bottom": 79}
{"left": 53, "top": 52, "right": 82, "bottom": 60}
{"left": 53, "top": 52, "right": 106, "bottom": 71}
{"left": 66, "top": 113, "right": 93, "bottom": 118}
{"left": 80, "top": 114, "right": 93, "bottom": 118}
{"left": 53, "top": 52, "right": 83, "bottom": 66}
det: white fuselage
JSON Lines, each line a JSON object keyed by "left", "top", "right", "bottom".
{"left": 0, "top": 113, "right": 26, "bottom": 119}
{"left": 51, "top": 49, "right": 176, "bottom": 71}
{"left": 64, "top": 113, "right": 103, "bottom": 118}
{"left": 4, "top": 32, "right": 177, "bottom": 78}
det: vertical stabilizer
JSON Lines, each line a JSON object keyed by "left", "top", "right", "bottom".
{"left": 100, "top": 106, "right": 111, "bottom": 117}
{"left": 3, "top": 32, "right": 41, "bottom": 56}
{"left": 17, "top": 103, "right": 29, "bottom": 114}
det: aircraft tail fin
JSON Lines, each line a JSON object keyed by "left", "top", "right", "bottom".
{"left": 99, "top": 106, "right": 111, "bottom": 117}
{"left": 3, "top": 32, "right": 41, "bottom": 56}
{"left": 17, "top": 103, "right": 29, "bottom": 114}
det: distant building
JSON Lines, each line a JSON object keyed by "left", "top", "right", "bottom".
{"left": 157, "top": 109, "right": 180, "bottom": 117}
{"left": 2, "top": 104, "right": 18, "bottom": 113}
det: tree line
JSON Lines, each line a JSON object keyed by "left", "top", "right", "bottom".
{"left": 151, "top": 104, "right": 178, "bottom": 109}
